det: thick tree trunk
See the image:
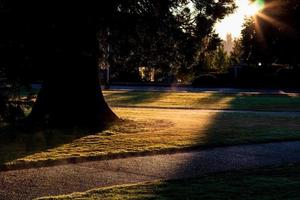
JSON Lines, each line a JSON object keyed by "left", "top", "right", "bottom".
{"left": 28, "top": 53, "right": 118, "bottom": 129}
{"left": 27, "top": 17, "right": 118, "bottom": 129}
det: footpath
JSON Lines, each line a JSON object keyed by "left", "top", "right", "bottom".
{"left": 1, "top": 141, "right": 300, "bottom": 200}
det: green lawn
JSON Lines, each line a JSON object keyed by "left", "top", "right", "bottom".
{"left": 1, "top": 107, "right": 300, "bottom": 168}
{"left": 104, "top": 90, "right": 300, "bottom": 111}
{"left": 8, "top": 90, "right": 298, "bottom": 199}
{"left": 37, "top": 164, "right": 300, "bottom": 200}
{"left": 2, "top": 90, "right": 300, "bottom": 168}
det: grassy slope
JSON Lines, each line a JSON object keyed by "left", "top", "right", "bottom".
{"left": 37, "top": 164, "right": 300, "bottom": 200}
{"left": 104, "top": 90, "right": 300, "bottom": 111}
{"left": 1, "top": 107, "right": 300, "bottom": 166}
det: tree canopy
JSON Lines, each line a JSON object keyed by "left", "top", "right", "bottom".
{"left": 241, "top": 0, "right": 300, "bottom": 66}
{"left": 0, "top": 0, "right": 235, "bottom": 126}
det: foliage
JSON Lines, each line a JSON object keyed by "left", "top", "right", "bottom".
{"left": 234, "top": 1, "right": 300, "bottom": 87}
{"left": 191, "top": 43, "right": 230, "bottom": 85}
{"left": 0, "top": 1, "right": 236, "bottom": 84}
{"left": 240, "top": 0, "right": 300, "bottom": 66}
{"left": 0, "top": 0, "right": 235, "bottom": 123}
{"left": 211, "top": 45, "right": 230, "bottom": 72}
{"left": 97, "top": 0, "right": 236, "bottom": 82}
{"left": 229, "top": 38, "right": 243, "bottom": 65}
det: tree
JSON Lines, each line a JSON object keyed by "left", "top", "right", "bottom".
{"left": 223, "top": 33, "right": 234, "bottom": 55}
{"left": 213, "top": 45, "right": 230, "bottom": 72}
{"left": 229, "top": 38, "right": 243, "bottom": 65}
{"left": 99, "top": 0, "right": 236, "bottom": 83}
{"left": 1, "top": 1, "right": 121, "bottom": 128}
{"left": 1, "top": 0, "right": 235, "bottom": 129}
{"left": 240, "top": 0, "right": 300, "bottom": 66}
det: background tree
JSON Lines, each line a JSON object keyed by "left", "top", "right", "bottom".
{"left": 229, "top": 38, "right": 243, "bottom": 65}
{"left": 100, "top": 0, "right": 236, "bottom": 83}
{"left": 240, "top": 0, "right": 300, "bottom": 66}
{"left": 223, "top": 33, "right": 234, "bottom": 54}
{"left": 238, "top": 0, "right": 300, "bottom": 87}
{"left": 213, "top": 45, "right": 230, "bottom": 72}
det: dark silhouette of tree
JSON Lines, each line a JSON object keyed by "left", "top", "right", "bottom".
{"left": 99, "top": 1, "right": 236, "bottom": 83}
{"left": 241, "top": 0, "right": 300, "bottom": 66}
{"left": 1, "top": 0, "right": 235, "bottom": 129}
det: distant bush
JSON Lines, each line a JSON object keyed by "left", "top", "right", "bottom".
{"left": 191, "top": 64, "right": 300, "bottom": 88}
{"left": 192, "top": 74, "right": 219, "bottom": 87}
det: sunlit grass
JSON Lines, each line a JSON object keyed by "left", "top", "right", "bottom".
{"left": 37, "top": 164, "right": 300, "bottom": 200}
{"left": 103, "top": 90, "right": 300, "bottom": 111}
{"left": 2, "top": 91, "right": 300, "bottom": 168}
{"left": 2, "top": 107, "right": 300, "bottom": 167}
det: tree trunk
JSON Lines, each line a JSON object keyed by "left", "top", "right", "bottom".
{"left": 28, "top": 53, "right": 118, "bottom": 129}
{"left": 27, "top": 18, "right": 118, "bottom": 129}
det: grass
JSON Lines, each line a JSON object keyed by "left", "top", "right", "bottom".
{"left": 8, "top": 90, "right": 299, "bottom": 199}
{"left": 1, "top": 107, "right": 300, "bottom": 168}
{"left": 1, "top": 90, "right": 300, "bottom": 168}
{"left": 103, "top": 90, "right": 300, "bottom": 111}
{"left": 37, "top": 163, "right": 300, "bottom": 200}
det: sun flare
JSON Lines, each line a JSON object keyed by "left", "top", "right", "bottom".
{"left": 215, "top": 0, "right": 265, "bottom": 39}
{"left": 245, "top": 1, "right": 264, "bottom": 17}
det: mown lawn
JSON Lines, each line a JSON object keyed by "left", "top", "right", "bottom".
{"left": 37, "top": 164, "right": 300, "bottom": 200}
{"left": 103, "top": 90, "right": 300, "bottom": 111}
{"left": 1, "top": 107, "right": 300, "bottom": 168}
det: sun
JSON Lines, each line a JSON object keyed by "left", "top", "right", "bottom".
{"left": 215, "top": 0, "right": 265, "bottom": 39}
{"left": 244, "top": 1, "right": 264, "bottom": 17}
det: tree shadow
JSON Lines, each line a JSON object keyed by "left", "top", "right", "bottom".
{"left": 0, "top": 125, "right": 100, "bottom": 168}
{"left": 104, "top": 90, "right": 166, "bottom": 107}
{"left": 151, "top": 92, "right": 300, "bottom": 199}
{"left": 196, "top": 92, "right": 300, "bottom": 111}
{"left": 0, "top": 90, "right": 165, "bottom": 170}
{"left": 2, "top": 90, "right": 300, "bottom": 197}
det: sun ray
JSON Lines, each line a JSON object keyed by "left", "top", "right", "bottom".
{"left": 216, "top": 0, "right": 293, "bottom": 43}
{"left": 249, "top": 0, "right": 297, "bottom": 50}
{"left": 262, "top": 1, "right": 282, "bottom": 10}
{"left": 256, "top": 12, "right": 293, "bottom": 33}
{"left": 253, "top": 16, "right": 266, "bottom": 44}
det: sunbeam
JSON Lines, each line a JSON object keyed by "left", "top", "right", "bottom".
{"left": 251, "top": 0, "right": 295, "bottom": 43}
{"left": 256, "top": 12, "right": 293, "bottom": 33}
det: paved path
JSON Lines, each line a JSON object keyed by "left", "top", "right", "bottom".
{"left": 1, "top": 141, "right": 300, "bottom": 200}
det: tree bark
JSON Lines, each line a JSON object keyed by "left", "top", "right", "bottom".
{"left": 27, "top": 16, "right": 118, "bottom": 129}
{"left": 27, "top": 53, "right": 118, "bottom": 129}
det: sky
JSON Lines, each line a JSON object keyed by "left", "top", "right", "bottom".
{"left": 215, "top": 0, "right": 263, "bottom": 40}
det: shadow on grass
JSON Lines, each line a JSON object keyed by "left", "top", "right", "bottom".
{"left": 195, "top": 92, "right": 300, "bottom": 111}
{"left": 3, "top": 90, "right": 300, "bottom": 198}
{"left": 104, "top": 90, "right": 166, "bottom": 106}
{"left": 33, "top": 92, "right": 300, "bottom": 199}
{"left": 0, "top": 125, "right": 97, "bottom": 168}
{"left": 0, "top": 90, "right": 164, "bottom": 170}
{"left": 151, "top": 92, "right": 300, "bottom": 199}
{"left": 105, "top": 90, "right": 300, "bottom": 111}
{"left": 228, "top": 92, "right": 300, "bottom": 111}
